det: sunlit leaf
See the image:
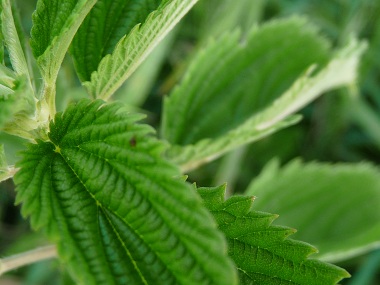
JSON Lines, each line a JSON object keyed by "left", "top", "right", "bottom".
{"left": 30, "top": 0, "right": 96, "bottom": 84}
{"left": 14, "top": 99, "right": 237, "bottom": 285}
{"left": 71, "top": 0, "right": 161, "bottom": 82}
{"left": 198, "top": 185, "right": 350, "bottom": 284}
{"left": 84, "top": 0, "right": 199, "bottom": 100}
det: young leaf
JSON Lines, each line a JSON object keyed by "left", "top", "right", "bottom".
{"left": 162, "top": 18, "right": 366, "bottom": 172}
{"left": 246, "top": 159, "right": 380, "bottom": 262}
{"left": 14, "top": 99, "right": 237, "bottom": 285}
{"left": 71, "top": 0, "right": 161, "bottom": 82}
{"left": 0, "top": 64, "right": 37, "bottom": 139}
{"left": 30, "top": 0, "right": 96, "bottom": 84}
{"left": 0, "top": 144, "right": 9, "bottom": 182}
{"left": 162, "top": 17, "right": 330, "bottom": 145}
{"left": 0, "top": 144, "right": 16, "bottom": 183}
{"left": 84, "top": 0, "right": 199, "bottom": 100}
{"left": 198, "top": 185, "right": 350, "bottom": 285}
{"left": 1, "top": 0, "right": 32, "bottom": 86}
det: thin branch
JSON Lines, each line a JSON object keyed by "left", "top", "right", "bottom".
{"left": 0, "top": 245, "right": 57, "bottom": 275}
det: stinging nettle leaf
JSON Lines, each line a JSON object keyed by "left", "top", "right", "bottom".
{"left": 71, "top": 0, "right": 161, "bottom": 82}
{"left": 0, "top": 64, "right": 37, "bottom": 139}
{"left": 84, "top": 0, "right": 199, "bottom": 100}
{"left": 246, "top": 159, "right": 380, "bottom": 262}
{"left": 1, "top": 0, "right": 33, "bottom": 87}
{"left": 0, "top": 144, "right": 16, "bottom": 183}
{"left": 198, "top": 185, "right": 351, "bottom": 285}
{"left": 162, "top": 18, "right": 366, "bottom": 172}
{"left": 14, "top": 99, "right": 237, "bottom": 285}
{"left": 30, "top": 0, "right": 96, "bottom": 84}
{"left": 162, "top": 17, "right": 330, "bottom": 146}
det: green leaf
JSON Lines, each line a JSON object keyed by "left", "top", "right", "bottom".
{"left": 30, "top": 0, "right": 96, "bottom": 84}
{"left": 0, "top": 144, "right": 13, "bottom": 183}
{"left": 0, "top": 64, "right": 37, "bottom": 139}
{"left": 114, "top": 29, "right": 176, "bottom": 107}
{"left": 246, "top": 159, "right": 380, "bottom": 262}
{"left": 71, "top": 0, "right": 161, "bottom": 82}
{"left": 14, "top": 99, "right": 237, "bottom": 285}
{"left": 162, "top": 17, "right": 330, "bottom": 145}
{"left": 162, "top": 18, "right": 366, "bottom": 172}
{"left": 84, "top": 0, "right": 199, "bottom": 100}
{"left": 198, "top": 185, "right": 350, "bottom": 285}
{"left": 1, "top": 0, "right": 32, "bottom": 86}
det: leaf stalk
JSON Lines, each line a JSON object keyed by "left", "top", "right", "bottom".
{"left": 0, "top": 245, "right": 57, "bottom": 275}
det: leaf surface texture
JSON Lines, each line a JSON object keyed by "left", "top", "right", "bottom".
{"left": 14, "top": 99, "right": 237, "bottom": 285}
{"left": 162, "top": 17, "right": 330, "bottom": 145}
{"left": 71, "top": 0, "right": 161, "bottom": 82}
{"left": 30, "top": 0, "right": 96, "bottom": 83}
{"left": 162, "top": 18, "right": 365, "bottom": 171}
{"left": 84, "top": 0, "right": 199, "bottom": 99}
{"left": 198, "top": 185, "right": 350, "bottom": 285}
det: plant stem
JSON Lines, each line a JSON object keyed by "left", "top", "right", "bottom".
{"left": 0, "top": 245, "right": 57, "bottom": 275}
{"left": 43, "top": 82, "right": 57, "bottom": 121}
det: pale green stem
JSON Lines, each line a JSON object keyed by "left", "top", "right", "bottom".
{"left": 36, "top": 82, "right": 56, "bottom": 138}
{"left": 43, "top": 82, "right": 56, "bottom": 120}
{"left": 0, "top": 245, "right": 57, "bottom": 275}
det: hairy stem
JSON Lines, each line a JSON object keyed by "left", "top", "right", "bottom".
{"left": 43, "top": 82, "right": 57, "bottom": 121}
{"left": 0, "top": 245, "right": 57, "bottom": 275}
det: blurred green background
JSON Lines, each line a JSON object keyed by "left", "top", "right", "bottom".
{"left": 1, "top": 0, "right": 380, "bottom": 284}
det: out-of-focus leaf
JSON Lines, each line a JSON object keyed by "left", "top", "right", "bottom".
{"left": 246, "top": 159, "right": 380, "bottom": 262}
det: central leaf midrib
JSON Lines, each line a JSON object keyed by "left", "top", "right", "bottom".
{"left": 54, "top": 143, "right": 187, "bottom": 283}
{"left": 100, "top": 207, "right": 149, "bottom": 285}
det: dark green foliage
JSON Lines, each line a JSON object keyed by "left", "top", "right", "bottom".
{"left": 71, "top": 0, "right": 161, "bottom": 82}
{"left": 14, "top": 99, "right": 237, "bottom": 285}
{"left": 198, "top": 185, "right": 350, "bottom": 285}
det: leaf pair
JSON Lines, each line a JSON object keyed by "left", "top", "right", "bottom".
{"left": 15, "top": 99, "right": 351, "bottom": 285}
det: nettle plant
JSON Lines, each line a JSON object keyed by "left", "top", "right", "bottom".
{"left": 0, "top": 0, "right": 379, "bottom": 284}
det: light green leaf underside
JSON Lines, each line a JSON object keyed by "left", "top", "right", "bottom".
{"left": 14, "top": 99, "right": 237, "bottom": 285}
{"left": 0, "top": 144, "right": 15, "bottom": 183}
{"left": 0, "top": 64, "right": 37, "bottom": 138}
{"left": 162, "top": 18, "right": 366, "bottom": 172}
{"left": 1, "top": 0, "right": 32, "bottom": 85}
{"left": 84, "top": 0, "right": 199, "bottom": 100}
{"left": 246, "top": 159, "right": 380, "bottom": 262}
{"left": 30, "top": 0, "right": 96, "bottom": 83}
{"left": 198, "top": 185, "right": 350, "bottom": 285}
{"left": 167, "top": 115, "right": 301, "bottom": 173}
{"left": 0, "top": 65, "right": 18, "bottom": 127}
{"left": 114, "top": 29, "right": 176, "bottom": 107}
{"left": 71, "top": 0, "right": 161, "bottom": 82}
